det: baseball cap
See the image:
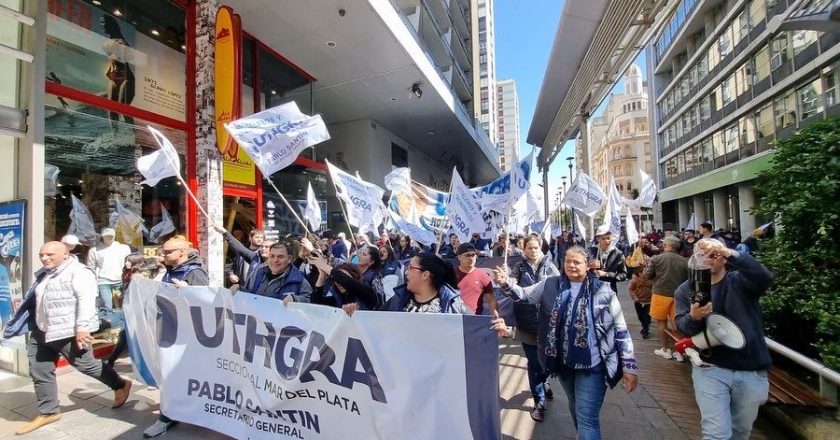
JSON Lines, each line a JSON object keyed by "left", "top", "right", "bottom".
{"left": 456, "top": 243, "right": 477, "bottom": 256}
{"left": 662, "top": 235, "right": 682, "bottom": 247}
{"left": 61, "top": 234, "right": 81, "bottom": 247}
{"left": 101, "top": 228, "right": 116, "bottom": 237}
{"left": 594, "top": 225, "right": 611, "bottom": 238}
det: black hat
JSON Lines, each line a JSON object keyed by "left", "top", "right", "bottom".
{"left": 321, "top": 230, "right": 335, "bottom": 240}
{"left": 457, "top": 243, "right": 477, "bottom": 256}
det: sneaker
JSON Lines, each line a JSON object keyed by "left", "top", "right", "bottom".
{"left": 673, "top": 351, "right": 685, "bottom": 362}
{"left": 544, "top": 382, "right": 554, "bottom": 401}
{"left": 530, "top": 403, "right": 546, "bottom": 422}
{"left": 112, "top": 378, "right": 132, "bottom": 408}
{"left": 15, "top": 414, "right": 61, "bottom": 435}
{"left": 654, "top": 348, "right": 673, "bottom": 360}
{"left": 143, "top": 419, "right": 175, "bottom": 438}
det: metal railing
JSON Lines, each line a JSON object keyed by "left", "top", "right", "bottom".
{"left": 766, "top": 337, "right": 840, "bottom": 404}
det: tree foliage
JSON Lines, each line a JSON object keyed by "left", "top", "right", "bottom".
{"left": 753, "top": 117, "right": 840, "bottom": 369}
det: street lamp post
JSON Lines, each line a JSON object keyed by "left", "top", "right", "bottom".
{"left": 566, "top": 156, "right": 575, "bottom": 233}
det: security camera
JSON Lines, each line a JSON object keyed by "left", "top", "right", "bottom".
{"left": 338, "top": 8, "right": 346, "bottom": 17}
{"left": 411, "top": 83, "right": 422, "bottom": 99}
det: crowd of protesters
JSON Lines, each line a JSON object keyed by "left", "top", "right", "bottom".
{"left": 6, "top": 216, "right": 774, "bottom": 439}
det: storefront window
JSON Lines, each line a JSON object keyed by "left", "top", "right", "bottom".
{"left": 44, "top": 95, "right": 186, "bottom": 247}
{"left": 46, "top": 0, "right": 186, "bottom": 122}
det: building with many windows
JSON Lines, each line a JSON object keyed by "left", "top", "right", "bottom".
{"left": 496, "top": 79, "right": 520, "bottom": 171}
{"left": 585, "top": 65, "right": 653, "bottom": 221}
{"left": 647, "top": 0, "right": 839, "bottom": 233}
{"left": 473, "top": 0, "right": 498, "bottom": 145}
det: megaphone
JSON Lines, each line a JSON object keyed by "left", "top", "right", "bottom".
{"left": 675, "top": 313, "right": 745, "bottom": 367}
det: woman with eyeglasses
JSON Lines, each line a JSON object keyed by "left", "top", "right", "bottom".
{"left": 493, "top": 246, "right": 639, "bottom": 440}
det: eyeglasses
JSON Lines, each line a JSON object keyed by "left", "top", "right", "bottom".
{"left": 160, "top": 248, "right": 181, "bottom": 255}
{"left": 408, "top": 265, "right": 424, "bottom": 272}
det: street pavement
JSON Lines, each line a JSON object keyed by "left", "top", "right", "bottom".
{"left": 0, "top": 282, "right": 783, "bottom": 439}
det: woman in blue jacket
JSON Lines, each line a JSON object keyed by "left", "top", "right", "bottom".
{"left": 494, "top": 246, "right": 639, "bottom": 440}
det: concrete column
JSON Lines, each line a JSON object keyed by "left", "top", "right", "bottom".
{"left": 693, "top": 195, "right": 706, "bottom": 226}
{"left": 678, "top": 197, "right": 691, "bottom": 229}
{"left": 738, "top": 183, "right": 756, "bottom": 233}
{"left": 195, "top": 0, "right": 225, "bottom": 286}
{"left": 712, "top": 190, "right": 728, "bottom": 230}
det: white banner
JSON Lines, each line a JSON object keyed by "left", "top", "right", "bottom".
{"left": 124, "top": 278, "right": 501, "bottom": 439}
{"left": 225, "top": 102, "right": 331, "bottom": 177}
{"left": 137, "top": 126, "right": 181, "bottom": 186}
{"left": 304, "top": 183, "right": 322, "bottom": 232}
{"left": 446, "top": 167, "right": 484, "bottom": 243}
{"left": 562, "top": 173, "right": 607, "bottom": 216}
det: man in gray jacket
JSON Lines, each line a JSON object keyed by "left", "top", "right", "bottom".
{"left": 17, "top": 241, "right": 131, "bottom": 435}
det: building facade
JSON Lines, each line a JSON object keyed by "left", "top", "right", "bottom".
{"left": 473, "top": 0, "right": 498, "bottom": 145}
{"left": 587, "top": 65, "right": 653, "bottom": 216}
{"left": 496, "top": 79, "right": 520, "bottom": 171}
{"left": 0, "top": 0, "right": 500, "bottom": 374}
{"left": 647, "top": 0, "right": 840, "bottom": 232}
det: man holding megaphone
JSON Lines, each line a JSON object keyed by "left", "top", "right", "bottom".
{"left": 674, "top": 238, "right": 774, "bottom": 440}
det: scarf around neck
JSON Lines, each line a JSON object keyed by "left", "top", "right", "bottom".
{"left": 545, "top": 275, "right": 595, "bottom": 372}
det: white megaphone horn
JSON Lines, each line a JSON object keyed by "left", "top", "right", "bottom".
{"left": 675, "top": 313, "right": 745, "bottom": 367}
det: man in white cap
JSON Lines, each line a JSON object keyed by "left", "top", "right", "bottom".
{"left": 60, "top": 235, "right": 81, "bottom": 261}
{"left": 588, "top": 225, "right": 627, "bottom": 294}
{"left": 86, "top": 228, "right": 130, "bottom": 311}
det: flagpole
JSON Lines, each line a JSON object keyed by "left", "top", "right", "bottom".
{"left": 263, "top": 177, "right": 311, "bottom": 236}
{"left": 435, "top": 232, "right": 444, "bottom": 256}
{"left": 324, "top": 160, "right": 356, "bottom": 241}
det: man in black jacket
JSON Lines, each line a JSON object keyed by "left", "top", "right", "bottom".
{"left": 675, "top": 238, "right": 773, "bottom": 440}
{"left": 588, "top": 225, "right": 627, "bottom": 293}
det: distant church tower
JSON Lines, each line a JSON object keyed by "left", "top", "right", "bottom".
{"left": 625, "top": 64, "right": 642, "bottom": 96}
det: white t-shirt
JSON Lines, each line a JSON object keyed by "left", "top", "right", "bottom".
{"left": 87, "top": 241, "right": 131, "bottom": 283}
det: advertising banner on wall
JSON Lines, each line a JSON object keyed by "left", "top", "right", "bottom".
{"left": 45, "top": 0, "right": 186, "bottom": 121}
{"left": 0, "top": 200, "right": 24, "bottom": 325}
{"left": 124, "top": 278, "right": 502, "bottom": 440}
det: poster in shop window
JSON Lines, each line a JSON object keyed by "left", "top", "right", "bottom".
{"left": 0, "top": 200, "right": 24, "bottom": 326}
{"left": 45, "top": 0, "right": 186, "bottom": 121}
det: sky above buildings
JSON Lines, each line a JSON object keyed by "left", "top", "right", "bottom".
{"left": 495, "top": 0, "right": 647, "bottom": 209}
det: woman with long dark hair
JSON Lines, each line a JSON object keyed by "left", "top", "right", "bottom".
{"left": 396, "top": 235, "right": 418, "bottom": 261}
{"left": 100, "top": 15, "right": 135, "bottom": 127}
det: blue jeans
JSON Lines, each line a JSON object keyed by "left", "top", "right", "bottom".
{"left": 521, "top": 342, "right": 547, "bottom": 405}
{"left": 559, "top": 363, "right": 607, "bottom": 440}
{"left": 98, "top": 282, "right": 119, "bottom": 311}
{"left": 692, "top": 365, "right": 769, "bottom": 440}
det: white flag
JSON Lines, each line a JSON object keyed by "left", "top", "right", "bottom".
{"left": 446, "top": 167, "right": 484, "bottom": 243}
{"left": 225, "top": 102, "right": 331, "bottom": 177}
{"left": 684, "top": 212, "right": 696, "bottom": 231}
{"left": 562, "top": 172, "right": 607, "bottom": 216}
{"left": 67, "top": 194, "right": 97, "bottom": 246}
{"left": 575, "top": 211, "right": 588, "bottom": 241}
{"left": 601, "top": 178, "right": 623, "bottom": 238}
{"left": 327, "top": 162, "right": 384, "bottom": 231}
{"left": 384, "top": 167, "right": 412, "bottom": 195}
{"left": 303, "top": 182, "right": 322, "bottom": 231}
{"left": 625, "top": 168, "right": 657, "bottom": 209}
{"left": 148, "top": 204, "right": 176, "bottom": 243}
{"left": 626, "top": 206, "right": 639, "bottom": 246}
{"left": 509, "top": 150, "right": 533, "bottom": 203}
{"left": 111, "top": 198, "right": 147, "bottom": 247}
{"left": 137, "top": 126, "right": 181, "bottom": 186}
